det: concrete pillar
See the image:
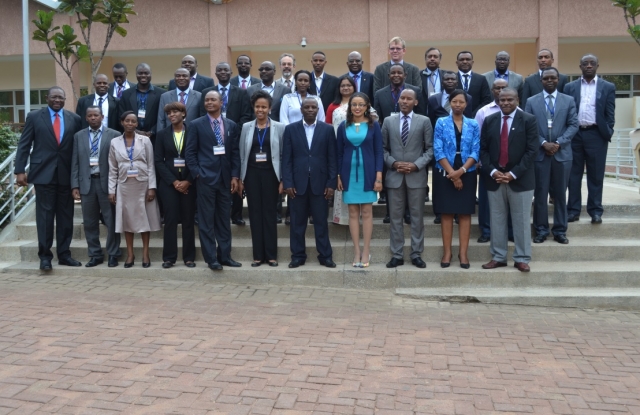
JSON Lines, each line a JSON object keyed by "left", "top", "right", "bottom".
{"left": 368, "top": 0, "right": 388, "bottom": 71}
{"left": 209, "top": 3, "right": 231, "bottom": 75}
{"left": 537, "top": 0, "right": 560, "bottom": 66}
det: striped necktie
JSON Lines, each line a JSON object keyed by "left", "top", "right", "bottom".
{"left": 401, "top": 116, "right": 409, "bottom": 146}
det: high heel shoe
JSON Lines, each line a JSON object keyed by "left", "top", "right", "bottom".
{"left": 440, "top": 254, "right": 451, "bottom": 268}
{"left": 458, "top": 254, "right": 470, "bottom": 269}
{"left": 353, "top": 254, "right": 362, "bottom": 268}
{"left": 360, "top": 254, "right": 371, "bottom": 268}
{"left": 142, "top": 257, "right": 150, "bottom": 268}
{"left": 124, "top": 256, "right": 135, "bottom": 268}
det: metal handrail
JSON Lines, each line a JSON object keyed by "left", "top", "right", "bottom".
{"left": 607, "top": 128, "right": 638, "bottom": 182}
{"left": 0, "top": 149, "right": 35, "bottom": 228}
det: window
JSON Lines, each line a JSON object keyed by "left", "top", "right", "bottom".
{"left": 0, "top": 90, "right": 49, "bottom": 124}
{"left": 567, "top": 74, "right": 638, "bottom": 98}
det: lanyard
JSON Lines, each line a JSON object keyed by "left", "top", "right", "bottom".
{"left": 391, "top": 85, "right": 404, "bottom": 111}
{"left": 173, "top": 130, "right": 185, "bottom": 154}
{"left": 209, "top": 117, "right": 224, "bottom": 146}
{"left": 89, "top": 129, "right": 102, "bottom": 154}
{"left": 126, "top": 138, "right": 135, "bottom": 169}
{"left": 315, "top": 75, "right": 322, "bottom": 95}
{"left": 137, "top": 90, "right": 149, "bottom": 109}
{"left": 257, "top": 122, "right": 269, "bottom": 152}
{"left": 545, "top": 95, "right": 555, "bottom": 118}
{"left": 429, "top": 71, "right": 439, "bottom": 89}
{"left": 296, "top": 92, "right": 303, "bottom": 106}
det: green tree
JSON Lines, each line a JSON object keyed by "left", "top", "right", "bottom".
{"left": 32, "top": 0, "right": 136, "bottom": 99}
{"left": 612, "top": 0, "right": 640, "bottom": 48}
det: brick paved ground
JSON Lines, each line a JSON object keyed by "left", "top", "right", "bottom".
{"left": 0, "top": 273, "right": 639, "bottom": 415}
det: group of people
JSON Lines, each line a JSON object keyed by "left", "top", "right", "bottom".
{"left": 14, "top": 36, "right": 615, "bottom": 273}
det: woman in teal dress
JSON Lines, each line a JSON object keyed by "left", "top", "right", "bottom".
{"left": 336, "top": 92, "right": 384, "bottom": 267}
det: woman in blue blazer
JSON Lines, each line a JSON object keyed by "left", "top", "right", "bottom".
{"left": 336, "top": 92, "right": 383, "bottom": 267}
{"left": 433, "top": 89, "right": 480, "bottom": 269}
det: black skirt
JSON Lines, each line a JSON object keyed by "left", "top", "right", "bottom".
{"left": 433, "top": 154, "right": 477, "bottom": 215}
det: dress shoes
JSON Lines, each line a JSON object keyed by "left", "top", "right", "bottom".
{"left": 433, "top": 216, "right": 441, "bottom": 224}
{"left": 514, "top": 262, "right": 530, "bottom": 272}
{"left": 142, "top": 261, "right": 151, "bottom": 268}
{"left": 378, "top": 195, "right": 387, "bottom": 204}
{"left": 482, "top": 260, "right": 508, "bottom": 269}
{"left": 477, "top": 234, "right": 490, "bottom": 243}
{"left": 320, "top": 259, "right": 336, "bottom": 268}
{"left": 85, "top": 258, "right": 103, "bottom": 267}
{"left": 276, "top": 215, "right": 282, "bottom": 224}
{"left": 567, "top": 214, "right": 580, "bottom": 223}
{"left": 383, "top": 215, "right": 390, "bottom": 224}
{"left": 411, "top": 257, "right": 426, "bottom": 268}
{"left": 39, "top": 259, "right": 52, "bottom": 271}
{"left": 548, "top": 196, "right": 554, "bottom": 205}
{"left": 288, "top": 259, "right": 305, "bottom": 268}
{"left": 285, "top": 216, "right": 291, "bottom": 225}
{"left": 184, "top": 261, "right": 196, "bottom": 268}
{"left": 386, "top": 257, "right": 404, "bottom": 268}
{"left": 162, "top": 261, "right": 174, "bottom": 269}
{"left": 404, "top": 215, "right": 411, "bottom": 225}
{"left": 268, "top": 261, "right": 278, "bottom": 267}
{"left": 553, "top": 234, "right": 569, "bottom": 244}
{"left": 232, "top": 218, "right": 246, "bottom": 226}
{"left": 251, "top": 261, "right": 262, "bottom": 267}
{"left": 533, "top": 234, "right": 547, "bottom": 244}
{"left": 208, "top": 261, "right": 223, "bottom": 271}
{"left": 58, "top": 257, "right": 82, "bottom": 267}
{"left": 221, "top": 258, "right": 242, "bottom": 267}
{"left": 108, "top": 256, "right": 119, "bottom": 267}
{"left": 591, "top": 215, "right": 602, "bottom": 224}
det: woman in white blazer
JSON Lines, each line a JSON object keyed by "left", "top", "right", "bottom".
{"left": 239, "top": 90, "right": 286, "bottom": 267}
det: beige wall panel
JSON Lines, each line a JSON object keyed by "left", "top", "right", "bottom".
{"left": 558, "top": 42, "right": 640, "bottom": 75}
{"left": 0, "top": 60, "right": 55, "bottom": 91}
{"left": 559, "top": 0, "right": 630, "bottom": 37}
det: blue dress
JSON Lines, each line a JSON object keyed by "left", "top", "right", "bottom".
{"left": 343, "top": 123, "right": 377, "bottom": 204}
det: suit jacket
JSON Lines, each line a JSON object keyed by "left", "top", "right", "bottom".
{"left": 185, "top": 115, "right": 240, "bottom": 188}
{"left": 374, "top": 83, "right": 426, "bottom": 126}
{"left": 281, "top": 121, "right": 337, "bottom": 196}
{"left": 427, "top": 92, "right": 473, "bottom": 128}
{"left": 71, "top": 127, "right": 120, "bottom": 195}
{"left": 563, "top": 77, "right": 616, "bottom": 141}
{"left": 457, "top": 72, "right": 492, "bottom": 116}
{"left": 336, "top": 121, "right": 384, "bottom": 192}
{"left": 168, "top": 74, "right": 215, "bottom": 92}
{"left": 480, "top": 110, "right": 538, "bottom": 192}
{"left": 433, "top": 115, "right": 480, "bottom": 171}
{"left": 524, "top": 92, "right": 579, "bottom": 162}
{"left": 521, "top": 72, "right": 568, "bottom": 109}
{"left": 247, "top": 82, "right": 288, "bottom": 122}
{"left": 14, "top": 108, "right": 82, "bottom": 186}
{"left": 239, "top": 118, "right": 286, "bottom": 181}
{"left": 482, "top": 70, "right": 524, "bottom": 102}
{"left": 343, "top": 71, "right": 375, "bottom": 106}
{"left": 374, "top": 61, "right": 422, "bottom": 94}
{"left": 107, "top": 133, "right": 157, "bottom": 193}
{"left": 76, "top": 94, "right": 118, "bottom": 131}
{"left": 382, "top": 113, "right": 434, "bottom": 189}
{"left": 108, "top": 81, "right": 136, "bottom": 99}
{"left": 230, "top": 75, "right": 261, "bottom": 89}
{"left": 420, "top": 68, "right": 445, "bottom": 105}
{"left": 154, "top": 124, "right": 193, "bottom": 185}
{"left": 309, "top": 72, "right": 340, "bottom": 115}
{"left": 199, "top": 84, "right": 252, "bottom": 126}
{"left": 116, "top": 85, "right": 166, "bottom": 139}
{"left": 157, "top": 89, "right": 202, "bottom": 130}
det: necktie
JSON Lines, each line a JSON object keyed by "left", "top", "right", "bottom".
{"left": 117, "top": 85, "right": 123, "bottom": 98}
{"left": 443, "top": 94, "right": 451, "bottom": 113}
{"left": 90, "top": 130, "right": 100, "bottom": 158}
{"left": 352, "top": 74, "right": 359, "bottom": 91}
{"left": 241, "top": 79, "right": 247, "bottom": 90}
{"left": 53, "top": 113, "right": 61, "bottom": 145}
{"left": 179, "top": 91, "right": 186, "bottom": 104}
{"left": 220, "top": 87, "right": 228, "bottom": 111}
{"left": 546, "top": 95, "right": 555, "bottom": 120}
{"left": 427, "top": 72, "right": 435, "bottom": 95}
{"left": 285, "top": 79, "right": 291, "bottom": 90}
{"left": 213, "top": 119, "right": 223, "bottom": 146}
{"left": 499, "top": 115, "right": 509, "bottom": 168}
{"left": 463, "top": 74, "right": 469, "bottom": 91}
{"left": 97, "top": 96, "right": 104, "bottom": 108}
{"left": 401, "top": 115, "right": 409, "bottom": 146}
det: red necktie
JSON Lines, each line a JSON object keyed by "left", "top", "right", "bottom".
{"left": 499, "top": 115, "right": 509, "bottom": 168}
{"left": 241, "top": 79, "right": 247, "bottom": 90}
{"left": 53, "top": 113, "right": 61, "bottom": 145}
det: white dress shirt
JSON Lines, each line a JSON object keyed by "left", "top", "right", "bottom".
{"left": 303, "top": 121, "right": 316, "bottom": 149}
{"left": 238, "top": 75, "right": 253, "bottom": 89}
{"left": 459, "top": 71, "right": 473, "bottom": 90}
{"left": 189, "top": 73, "right": 199, "bottom": 91}
{"left": 176, "top": 88, "right": 191, "bottom": 104}
{"left": 578, "top": 75, "right": 598, "bottom": 126}
{"left": 261, "top": 83, "right": 275, "bottom": 96}
{"left": 94, "top": 94, "right": 109, "bottom": 129}
{"left": 314, "top": 72, "right": 325, "bottom": 95}
{"left": 399, "top": 111, "right": 413, "bottom": 136}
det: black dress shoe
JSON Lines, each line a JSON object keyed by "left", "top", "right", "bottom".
{"left": 276, "top": 216, "right": 282, "bottom": 224}
{"left": 383, "top": 214, "right": 390, "bottom": 224}
{"left": 184, "top": 261, "right": 196, "bottom": 268}
{"left": 251, "top": 261, "right": 262, "bottom": 267}
{"left": 288, "top": 259, "right": 305, "bottom": 268}
{"left": 591, "top": 215, "right": 602, "bottom": 224}
{"left": 58, "top": 257, "right": 82, "bottom": 267}
{"left": 378, "top": 195, "right": 387, "bottom": 204}
{"left": 232, "top": 218, "right": 246, "bottom": 226}
{"left": 162, "top": 261, "right": 174, "bottom": 269}
{"left": 553, "top": 234, "right": 569, "bottom": 244}
{"left": 320, "top": 259, "right": 336, "bottom": 268}
{"left": 458, "top": 254, "right": 470, "bottom": 269}
{"left": 533, "top": 234, "right": 547, "bottom": 243}
{"left": 285, "top": 216, "right": 291, "bottom": 225}
{"left": 142, "top": 261, "right": 151, "bottom": 268}
{"left": 411, "top": 257, "right": 426, "bottom": 268}
{"left": 477, "top": 235, "right": 490, "bottom": 243}
{"left": 433, "top": 216, "right": 441, "bottom": 224}
{"left": 209, "top": 261, "right": 223, "bottom": 270}
{"left": 567, "top": 214, "right": 580, "bottom": 223}
{"left": 108, "top": 256, "right": 118, "bottom": 267}
{"left": 386, "top": 257, "right": 404, "bottom": 268}
{"left": 404, "top": 216, "right": 411, "bottom": 225}
{"left": 268, "top": 261, "right": 278, "bottom": 267}
{"left": 39, "top": 259, "right": 52, "bottom": 271}
{"left": 221, "top": 258, "right": 242, "bottom": 267}
{"left": 85, "top": 258, "right": 103, "bottom": 267}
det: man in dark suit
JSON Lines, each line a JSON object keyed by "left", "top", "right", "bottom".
{"left": 480, "top": 88, "right": 538, "bottom": 273}
{"left": 374, "top": 64, "right": 425, "bottom": 125}
{"left": 525, "top": 67, "right": 579, "bottom": 244}
{"left": 421, "top": 47, "right": 445, "bottom": 103}
{"left": 282, "top": 98, "right": 337, "bottom": 269}
{"left": 108, "top": 63, "right": 135, "bottom": 99}
{"left": 344, "top": 51, "right": 375, "bottom": 106}
{"left": 168, "top": 55, "right": 215, "bottom": 92}
{"left": 230, "top": 55, "right": 261, "bottom": 90}
{"left": 483, "top": 51, "right": 524, "bottom": 103}
{"left": 185, "top": 90, "right": 242, "bottom": 271}
{"left": 117, "top": 63, "right": 166, "bottom": 145}
{"left": 308, "top": 51, "right": 339, "bottom": 113}
{"left": 14, "top": 87, "right": 83, "bottom": 270}
{"left": 158, "top": 68, "right": 202, "bottom": 130}
{"left": 565, "top": 54, "right": 616, "bottom": 224}
{"left": 76, "top": 74, "right": 118, "bottom": 131}
{"left": 373, "top": 36, "right": 422, "bottom": 94}
{"left": 247, "top": 61, "right": 289, "bottom": 123}
{"left": 71, "top": 106, "right": 121, "bottom": 268}
{"left": 427, "top": 71, "right": 473, "bottom": 128}
{"left": 455, "top": 51, "right": 492, "bottom": 116}
{"left": 201, "top": 62, "right": 252, "bottom": 226}
{"left": 521, "top": 49, "right": 569, "bottom": 109}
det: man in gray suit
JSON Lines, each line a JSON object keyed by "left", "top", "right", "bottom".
{"left": 247, "top": 61, "right": 289, "bottom": 123}
{"left": 71, "top": 106, "right": 121, "bottom": 267}
{"left": 483, "top": 51, "right": 524, "bottom": 102}
{"left": 525, "top": 67, "right": 579, "bottom": 244}
{"left": 157, "top": 68, "right": 202, "bottom": 130}
{"left": 382, "top": 89, "right": 433, "bottom": 269}
{"left": 374, "top": 36, "right": 422, "bottom": 95}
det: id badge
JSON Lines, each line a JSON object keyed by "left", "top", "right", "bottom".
{"left": 138, "top": 109, "right": 146, "bottom": 119}
{"left": 127, "top": 169, "right": 139, "bottom": 178}
{"left": 174, "top": 158, "right": 185, "bottom": 167}
{"left": 256, "top": 152, "right": 267, "bottom": 162}
{"left": 547, "top": 119, "right": 553, "bottom": 129}
{"left": 89, "top": 157, "right": 99, "bottom": 166}
{"left": 222, "top": 111, "right": 227, "bottom": 118}
{"left": 214, "top": 145, "right": 226, "bottom": 156}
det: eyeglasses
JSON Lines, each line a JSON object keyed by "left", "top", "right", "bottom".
{"left": 350, "top": 103, "right": 367, "bottom": 108}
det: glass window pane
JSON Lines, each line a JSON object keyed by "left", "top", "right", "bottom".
{"left": 0, "top": 91, "right": 13, "bottom": 105}
{"left": 602, "top": 75, "right": 631, "bottom": 91}
{"left": 30, "top": 91, "right": 40, "bottom": 104}
{"left": 18, "top": 109, "right": 26, "bottom": 123}
{"left": 15, "top": 91, "right": 24, "bottom": 105}
{"left": 0, "top": 107, "right": 13, "bottom": 123}
{"left": 40, "top": 90, "right": 47, "bottom": 103}
{"left": 617, "top": 92, "right": 632, "bottom": 98}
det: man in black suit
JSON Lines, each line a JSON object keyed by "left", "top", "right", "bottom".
{"left": 14, "top": 87, "right": 83, "bottom": 270}
{"left": 185, "top": 90, "right": 242, "bottom": 271}
{"left": 480, "top": 88, "right": 538, "bottom": 273}
{"left": 308, "top": 51, "right": 339, "bottom": 113}
{"left": 168, "top": 55, "right": 215, "bottom": 92}
{"left": 344, "top": 51, "right": 375, "bottom": 106}
{"left": 521, "top": 49, "right": 569, "bottom": 109}
{"left": 374, "top": 36, "right": 422, "bottom": 94}
{"left": 455, "top": 51, "right": 492, "bottom": 116}
{"left": 76, "top": 74, "right": 118, "bottom": 131}
{"left": 427, "top": 71, "right": 473, "bottom": 128}
{"left": 421, "top": 47, "right": 445, "bottom": 103}
{"left": 230, "top": 55, "right": 261, "bottom": 90}
{"left": 108, "top": 63, "right": 135, "bottom": 99}
{"left": 565, "top": 54, "right": 616, "bottom": 224}
{"left": 282, "top": 98, "right": 337, "bottom": 269}
{"left": 201, "top": 62, "right": 252, "bottom": 226}
{"left": 117, "top": 63, "right": 166, "bottom": 145}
